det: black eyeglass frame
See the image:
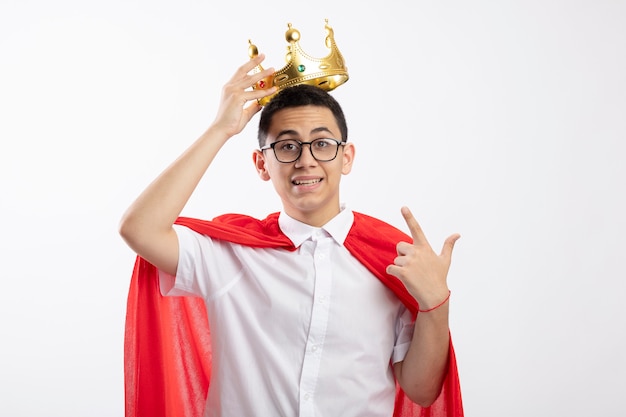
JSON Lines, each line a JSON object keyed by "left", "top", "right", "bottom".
{"left": 260, "top": 138, "right": 347, "bottom": 163}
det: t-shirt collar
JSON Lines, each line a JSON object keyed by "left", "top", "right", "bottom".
{"left": 278, "top": 205, "right": 354, "bottom": 248}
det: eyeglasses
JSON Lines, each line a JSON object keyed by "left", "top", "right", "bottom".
{"left": 260, "top": 138, "right": 347, "bottom": 163}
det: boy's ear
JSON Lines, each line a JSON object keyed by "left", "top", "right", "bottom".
{"left": 341, "top": 142, "right": 355, "bottom": 175}
{"left": 253, "top": 150, "right": 271, "bottom": 181}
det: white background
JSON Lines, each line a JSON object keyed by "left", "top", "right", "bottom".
{"left": 1, "top": 1, "right": 625, "bottom": 416}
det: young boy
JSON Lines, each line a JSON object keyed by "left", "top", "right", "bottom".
{"left": 120, "top": 54, "right": 463, "bottom": 417}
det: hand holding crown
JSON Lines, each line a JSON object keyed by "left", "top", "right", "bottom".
{"left": 211, "top": 55, "right": 277, "bottom": 137}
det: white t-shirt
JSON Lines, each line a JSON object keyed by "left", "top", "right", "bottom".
{"left": 160, "top": 208, "right": 415, "bottom": 417}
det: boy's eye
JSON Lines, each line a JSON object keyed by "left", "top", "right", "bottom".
{"left": 280, "top": 141, "right": 300, "bottom": 151}
{"left": 313, "top": 139, "right": 331, "bottom": 148}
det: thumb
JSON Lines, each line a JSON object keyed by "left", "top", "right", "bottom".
{"left": 441, "top": 233, "right": 461, "bottom": 260}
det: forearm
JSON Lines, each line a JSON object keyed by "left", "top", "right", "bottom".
{"left": 395, "top": 303, "right": 450, "bottom": 407}
{"left": 119, "top": 125, "right": 230, "bottom": 249}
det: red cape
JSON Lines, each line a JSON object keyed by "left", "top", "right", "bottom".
{"left": 124, "top": 212, "right": 463, "bottom": 417}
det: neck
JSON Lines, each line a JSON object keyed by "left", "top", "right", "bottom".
{"left": 284, "top": 205, "right": 341, "bottom": 227}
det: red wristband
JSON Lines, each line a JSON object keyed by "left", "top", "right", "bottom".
{"left": 418, "top": 290, "right": 451, "bottom": 313}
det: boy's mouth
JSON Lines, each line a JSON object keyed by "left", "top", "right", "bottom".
{"left": 292, "top": 178, "right": 322, "bottom": 186}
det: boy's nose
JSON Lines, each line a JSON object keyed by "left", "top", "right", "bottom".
{"left": 295, "top": 143, "right": 318, "bottom": 166}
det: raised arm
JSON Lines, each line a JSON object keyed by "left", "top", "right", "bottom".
{"left": 118, "top": 55, "right": 276, "bottom": 275}
{"left": 386, "top": 206, "right": 461, "bottom": 406}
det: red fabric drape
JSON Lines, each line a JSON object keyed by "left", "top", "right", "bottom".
{"left": 124, "top": 212, "right": 463, "bottom": 416}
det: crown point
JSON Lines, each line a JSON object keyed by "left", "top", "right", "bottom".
{"left": 285, "top": 24, "right": 300, "bottom": 43}
{"left": 248, "top": 40, "right": 259, "bottom": 58}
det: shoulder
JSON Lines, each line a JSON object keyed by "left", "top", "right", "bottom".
{"left": 352, "top": 211, "right": 409, "bottom": 240}
{"left": 213, "top": 212, "right": 279, "bottom": 227}
{"left": 176, "top": 212, "right": 292, "bottom": 249}
{"left": 352, "top": 211, "right": 395, "bottom": 227}
{"left": 175, "top": 212, "right": 280, "bottom": 230}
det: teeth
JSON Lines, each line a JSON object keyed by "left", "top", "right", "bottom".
{"left": 293, "top": 179, "right": 321, "bottom": 185}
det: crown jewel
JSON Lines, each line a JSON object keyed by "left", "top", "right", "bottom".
{"left": 248, "top": 19, "right": 349, "bottom": 106}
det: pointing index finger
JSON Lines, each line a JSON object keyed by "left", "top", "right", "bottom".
{"left": 401, "top": 206, "right": 428, "bottom": 246}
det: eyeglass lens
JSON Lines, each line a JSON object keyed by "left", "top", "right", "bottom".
{"left": 273, "top": 139, "right": 341, "bottom": 162}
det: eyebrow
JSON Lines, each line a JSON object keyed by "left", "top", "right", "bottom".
{"left": 275, "top": 127, "right": 335, "bottom": 139}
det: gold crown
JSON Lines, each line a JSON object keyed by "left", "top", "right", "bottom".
{"left": 248, "top": 19, "right": 349, "bottom": 106}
